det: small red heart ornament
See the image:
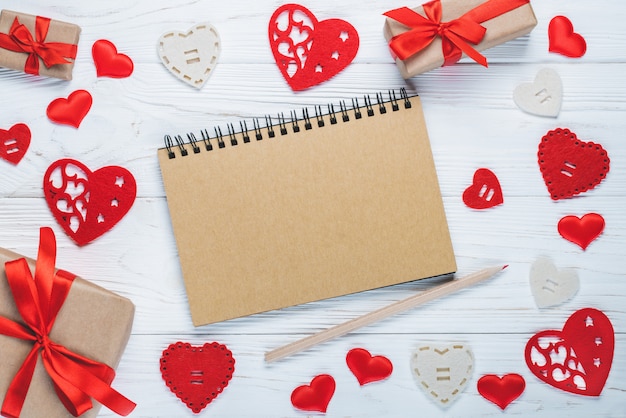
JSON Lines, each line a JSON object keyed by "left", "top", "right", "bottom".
{"left": 558, "top": 213, "right": 605, "bottom": 250}
{"left": 477, "top": 374, "right": 525, "bottom": 410}
{"left": 0, "top": 123, "right": 30, "bottom": 165}
{"left": 548, "top": 16, "right": 587, "bottom": 58}
{"left": 43, "top": 158, "right": 136, "bottom": 246}
{"left": 160, "top": 342, "right": 235, "bottom": 413}
{"left": 46, "top": 89, "right": 93, "bottom": 128}
{"left": 268, "top": 4, "right": 359, "bottom": 91}
{"left": 462, "top": 168, "right": 503, "bottom": 209}
{"left": 346, "top": 348, "right": 393, "bottom": 385}
{"left": 92, "top": 39, "right": 134, "bottom": 78}
{"left": 291, "top": 374, "right": 335, "bottom": 413}
{"left": 525, "top": 308, "right": 614, "bottom": 396}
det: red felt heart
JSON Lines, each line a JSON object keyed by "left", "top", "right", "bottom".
{"left": 46, "top": 89, "right": 93, "bottom": 128}
{"left": 291, "top": 374, "right": 335, "bottom": 413}
{"left": 558, "top": 213, "right": 605, "bottom": 250}
{"left": 538, "top": 128, "right": 609, "bottom": 200}
{"left": 477, "top": 374, "right": 525, "bottom": 410}
{"left": 43, "top": 158, "right": 136, "bottom": 246}
{"left": 346, "top": 348, "right": 393, "bottom": 385}
{"left": 525, "top": 308, "right": 614, "bottom": 396}
{"left": 268, "top": 4, "right": 359, "bottom": 91}
{"left": 0, "top": 123, "right": 30, "bottom": 165}
{"left": 548, "top": 16, "right": 587, "bottom": 58}
{"left": 92, "top": 39, "right": 134, "bottom": 78}
{"left": 462, "top": 168, "right": 503, "bottom": 209}
{"left": 160, "top": 342, "right": 235, "bottom": 413}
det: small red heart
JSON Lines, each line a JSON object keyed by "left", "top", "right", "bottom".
{"left": 462, "top": 168, "right": 503, "bottom": 209}
{"left": 0, "top": 123, "right": 30, "bottom": 165}
{"left": 46, "top": 89, "right": 93, "bottom": 128}
{"left": 346, "top": 348, "right": 393, "bottom": 385}
{"left": 549, "top": 16, "right": 587, "bottom": 58}
{"left": 92, "top": 39, "right": 134, "bottom": 78}
{"left": 291, "top": 374, "right": 335, "bottom": 413}
{"left": 558, "top": 213, "right": 605, "bottom": 250}
{"left": 160, "top": 342, "right": 235, "bottom": 413}
{"left": 477, "top": 374, "right": 525, "bottom": 410}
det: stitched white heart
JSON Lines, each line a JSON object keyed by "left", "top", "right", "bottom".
{"left": 529, "top": 257, "right": 579, "bottom": 308}
{"left": 158, "top": 23, "right": 221, "bottom": 89}
{"left": 410, "top": 344, "right": 473, "bottom": 408}
{"left": 513, "top": 68, "right": 562, "bottom": 117}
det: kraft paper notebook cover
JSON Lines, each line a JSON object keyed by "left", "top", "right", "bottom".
{"left": 158, "top": 89, "right": 456, "bottom": 326}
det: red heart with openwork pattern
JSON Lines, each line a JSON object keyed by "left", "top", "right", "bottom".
{"left": 92, "top": 39, "right": 134, "bottom": 78}
{"left": 0, "top": 123, "right": 30, "bottom": 165}
{"left": 462, "top": 168, "right": 503, "bottom": 209}
{"left": 291, "top": 374, "right": 335, "bottom": 413}
{"left": 46, "top": 89, "right": 93, "bottom": 128}
{"left": 477, "top": 374, "right": 525, "bottom": 410}
{"left": 346, "top": 348, "right": 393, "bottom": 385}
{"left": 548, "top": 16, "right": 587, "bottom": 58}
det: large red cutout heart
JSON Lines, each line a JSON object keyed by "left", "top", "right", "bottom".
{"left": 477, "top": 374, "right": 525, "bottom": 410}
{"left": 92, "top": 39, "right": 134, "bottom": 78}
{"left": 268, "top": 4, "right": 359, "bottom": 91}
{"left": 0, "top": 123, "right": 30, "bottom": 165}
{"left": 462, "top": 168, "right": 503, "bottom": 209}
{"left": 549, "top": 16, "right": 586, "bottom": 58}
{"left": 558, "top": 213, "right": 605, "bottom": 250}
{"left": 291, "top": 374, "right": 335, "bottom": 413}
{"left": 46, "top": 89, "right": 93, "bottom": 128}
{"left": 43, "top": 158, "right": 136, "bottom": 246}
{"left": 160, "top": 342, "right": 235, "bottom": 413}
{"left": 525, "top": 308, "right": 614, "bottom": 396}
{"left": 538, "top": 128, "right": 609, "bottom": 200}
{"left": 346, "top": 348, "right": 393, "bottom": 385}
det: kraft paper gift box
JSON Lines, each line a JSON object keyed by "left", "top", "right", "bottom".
{"left": 383, "top": 0, "right": 537, "bottom": 78}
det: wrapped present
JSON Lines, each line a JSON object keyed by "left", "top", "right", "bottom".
{"left": 0, "top": 228, "right": 136, "bottom": 418}
{"left": 0, "top": 10, "right": 80, "bottom": 80}
{"left": 383, "top": 0, "right": 537, "bottom": 78}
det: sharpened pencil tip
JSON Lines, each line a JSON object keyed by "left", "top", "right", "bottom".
{"left": 502, "top": 264, "right": 509, "bottom": 270}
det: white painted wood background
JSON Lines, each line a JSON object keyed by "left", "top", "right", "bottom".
{"left": 0, "top": 0, "right": 624, "bottom": 416}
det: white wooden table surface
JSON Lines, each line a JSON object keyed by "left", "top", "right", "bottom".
{"left": 0, "top": 0, "right": 624, "bottom": 417}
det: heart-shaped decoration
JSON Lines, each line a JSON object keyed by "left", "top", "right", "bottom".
{"left": 268, "top": 4, "right": 359, "bottom": 91}
{"left": 513, "top": 68, "right": 563, "bottom": 117}
{"left": 291, "top": 374, "right": 335, "bottom": 413}
{"left": 43, "top": 158, "right": 137, "bottom": 246}
{"left": 538, "top": 128, "right": 609, "bottom": 200}
{"left": 525, "top": 308, "right": 614, "bottom": 396}
{"left": 549, "top": 16, "right": 587, "bottom": 58}
{"left": 160, "top": 342, "right": 235, "bottom": 413}
{"left": 530, "top": 257, "right": 579, "bottom": 308}
{"left": 558, "top": 213, "right": 605, "bottom": 250}
{"left": 477, "top": 374, "right": 525, "bottom": 410}
{"left": 92, "top": 39, "right": 134, "bottom": 78}
{"left": 46, "top": 89, "right": 93, "bottom": 128}
{"left": 158, "top": 23, "right": 221, "bottom": 89}
{"left": 462, "top": 168, "right": 503, "bottom": 209}
{"left": 410, "top": 344, "right": 473, "bottom": 408}
{"left": 346, "top": 348, "right": 393, "bottom": 385}
{"left": 0, "top": 123, "right": 30, "bottom": 165}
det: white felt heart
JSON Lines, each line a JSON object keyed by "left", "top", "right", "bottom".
{"left": 513, "top": 68, "right": 562, "bottom": 117}
{"left": 529, "top": 257, "right": 579, "bottom": 308}
{"left": 410, "top": 344, "right": 473, "bottom": 408}
{"left": 158, "top": 23, "right": 221, "bottom": 89}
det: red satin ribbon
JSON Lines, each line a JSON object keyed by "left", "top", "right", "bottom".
{"left": 0, "top": 227, "right": 135, "bottom": 418}
{"left": 384, "top": 0, "right": 530, "bottom": 67}
{"left": 0, "top": 16, "right": 77, "bottom": 75}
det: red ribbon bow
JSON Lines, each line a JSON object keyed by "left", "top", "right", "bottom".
{"left": 0, "top": 16, "right": 77, "bottom": 75}
{"left": 384, "top": 0, "right": 530, "bottom": 67}
{"left": 0, "top": 227, "right": 135, "bottom": 418}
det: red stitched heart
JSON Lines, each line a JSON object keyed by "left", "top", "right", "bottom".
{"left": 268, "top": 4, "right": 359, "bottom": 91}
{"left": 0, "top": 123, "right": 30, "bottom": 165}
{"left": 160, "top": 342, "right": 235, "bottom": 413}
{"left": 548, "top": 16, "right": 587, "bottom": 58}
{"left": 346, "top": 348, "right": 393, "bottom": 385}
{"left": 525, "top": 308, "right": 614, "bottom": 396}
{"left": 462, "top": 168, "right": 503, "bottom": 209}
{"left": 43, "top": 158, "right": 136, "bottom": 246}
{"left": 291, "top": 374, "right": 335, "bottom": 413}
{"left": 92, "top": 39, "right": 134, "bottom": 78}
{"left": 46, "top": 89, "right": 93, "bottom": 128}
{"left": 538, "top": 128, "right": 609, "bottom": 200}
{"left": 558, "top": 213, "right": 605, "bottom": 250}
{"left": 477, "top": 374, "right": 525, "bottom": 410}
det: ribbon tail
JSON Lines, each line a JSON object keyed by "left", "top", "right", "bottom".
{"left": 1, "top": 348, "right": 40, "bottom": 418}
{"left": 445, "top": 31, "right": 489, "bottom": 67}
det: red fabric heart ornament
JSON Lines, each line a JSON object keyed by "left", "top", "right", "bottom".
{"left": 346, "top": 348, "right": 393, "bottom": 385}
{"left": 46, "top": 89, "right": 93, "bottom": 128}
{"left": 268, "top": 4, "right": 359, "bottom": 91}
{"left": 160, "top": 342, "right": 235, "bottom": 413}
{"left": 548, "top": 16, "right": 587, "bottom": 58}
{"left": 291, "top": 374, "right": 335, "bottom": 413}
{"left": 558, "top": 213, "right": 605, "bottom": 250}
{"left": 0, "top": 123, "right": 30, "bottom": 165}
{"left": 477, "top": 374, "right": 525, "bottom": 410}
{"left": 525, "top": 308, "right": 614, "bottom": 396}
{"left": 92, "top": 39, "right": 134, "bottom": 78}
{"left": 43, "top": 158, "right": 136, "bottom": 246}
{"left": 462, "top": 168, "right": 503, "bottom": 209}
{"left": 538, "top": 128, "right": 609, "bottom": 200}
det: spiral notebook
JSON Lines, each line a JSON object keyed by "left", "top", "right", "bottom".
{"left": 158, "top": 90, "right": 456, "bottom": 326}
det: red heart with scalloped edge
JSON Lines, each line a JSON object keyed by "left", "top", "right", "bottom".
{"left": 291, "top": 374, "right": 335, "bottom": 413}
{"left": 346, "top": 348, "right": 393, "bottom": 385}
{"left": 525, "top": 308, "right": 614, "bottom": 396}
{"left": 46, "top": 89, "right": 93, "bottom": 128}
{"left": 0, "top": 123, "right": 30, "bottom": 165}
{"left": 160, "top": 342, "right": 235, "bottom": 414}
{"left": 558, "top": 213, "right": 604, "bottom": 250}
{"left": 462, "top": 168, "right": 503, "bottom": 209}
{"left": 549, "top": 16, "right": 586, "bottom": 58}
{"left": 268, "top": 4, "right": 359, "bottom": 91}
{"left": 92, "top": 39, "right": 134, "bottom": 78}
{"left": 477, "top": 374, "right": 525, "bottom": 410}
{"left": 43, "top": 158, "right": 136, "bottom": 246}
